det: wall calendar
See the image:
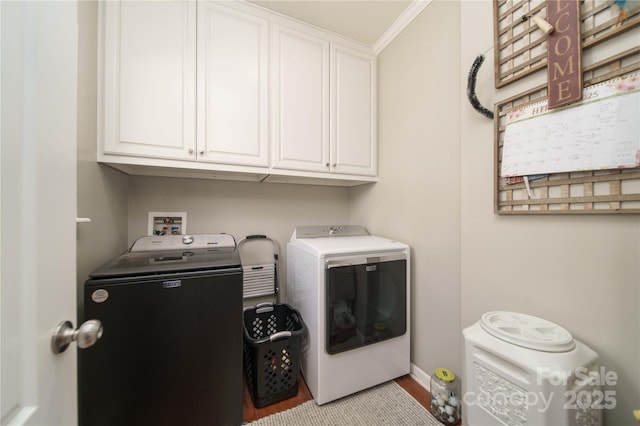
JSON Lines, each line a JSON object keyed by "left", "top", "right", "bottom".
{"left": 500, "top": 73, "right": 640, "bottom": 178}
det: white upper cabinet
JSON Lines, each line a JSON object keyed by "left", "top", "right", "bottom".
{"left": 197, "top": 2, "right": 269, "bottom": 167}
{"left": 99, "top": 1, "right": 196, "bottom": 160}
{"left": 272, "top": 23, "right": 377, "bottom": 177}
{"left": 98, "top": 1, "right": 378, "bottom": 185}
{"left": 331, "top": 44, "right": 377, "bottom": 176}
{"left": 271, "top": 24, "right": 330, "bottom": 173}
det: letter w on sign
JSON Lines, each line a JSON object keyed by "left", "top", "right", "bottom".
{"left": 546, "top": 0, "right": 582, "bottom": 109}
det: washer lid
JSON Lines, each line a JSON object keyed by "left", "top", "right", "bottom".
{"left": 480, "top": 311, "right": 576, "bottom": 352}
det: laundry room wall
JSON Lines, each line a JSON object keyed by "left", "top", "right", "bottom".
{"left": 76, "top": 0, "right": 129, "bottom": 290}
{"left": 459, "top": 2, "right": 640, "bottom": 425}
{"left": 350, "top": 0, "right": 463, "bottom": 385}
{"left": 126, "top": 176, "right": 351, "bottom": 300}
{"left": 349, "top": 0, "right": 640, "bottom": 424}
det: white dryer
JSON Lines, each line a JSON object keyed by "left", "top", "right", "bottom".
{"left": 286, "top": 225, "right": 410, "bottom": 405}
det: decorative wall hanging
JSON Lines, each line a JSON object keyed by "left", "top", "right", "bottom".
{"left": 467, "top": 54, "right": 495, "bottom": 119}
{"left": 545, "top": 0, "right": 582, "bottom": 108}
{"left": 492, "top": 0, "right": 640, "bottom": 214}
{"left": 493, "top": 0, "right": 640, "bottom": 88}
{"left": 494, "top": 47, "right": 640, "bottom": 214}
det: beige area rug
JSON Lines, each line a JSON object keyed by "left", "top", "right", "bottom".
{"left": 246, "top": 381, "right": 442, "bottom": 425}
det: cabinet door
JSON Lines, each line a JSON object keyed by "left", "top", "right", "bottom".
{"left": 331, "top": 44, "right": 377, "bottom": 176}
{"left": 197, "top": 3, "right": 269, "bottom": 167}
{"left": 100, "top": 1, "right": 196, "bottom": 160}
{"left": 272, "top": 25, "right": 330, "bottom": 173}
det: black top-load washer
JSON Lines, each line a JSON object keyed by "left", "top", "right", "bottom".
{"left": 78, "top": 234, "right": 243, "bottom": 426}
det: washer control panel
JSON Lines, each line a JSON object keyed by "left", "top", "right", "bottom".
{"left": 130, "top": 234, "right": 236, "bottom": 252}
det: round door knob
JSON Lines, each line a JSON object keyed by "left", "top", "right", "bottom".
{"left": 188, "top": 148, "right": 194, "bottom": 154}
{"left": 51, "top": 319, "right": 103, "bottom": 354}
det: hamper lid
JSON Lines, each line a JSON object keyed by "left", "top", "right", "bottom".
{"left": 480, "top": 311, "right": 576, "bottom": 352}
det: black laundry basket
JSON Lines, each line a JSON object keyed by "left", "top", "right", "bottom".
{"left": 243, "top": 302, "right": 306, "bottom": 408}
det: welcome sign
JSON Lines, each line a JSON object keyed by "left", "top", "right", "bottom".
{"left": 546, "top": 0, "right": 582, "bottom": 109}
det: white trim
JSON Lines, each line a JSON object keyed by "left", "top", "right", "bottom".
{"left": 373, "top": 0, "right": 432, "bottom": 55}
{"left": 410, "top": 362, "right": 431, "bottom": 393}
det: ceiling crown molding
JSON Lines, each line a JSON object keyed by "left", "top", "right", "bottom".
{"left": 373, "top": 0, "right": 432, "bottom": 55}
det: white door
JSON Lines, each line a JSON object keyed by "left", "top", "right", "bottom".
{"left": 1, "top": 2, "right": 79, "bottom": 425}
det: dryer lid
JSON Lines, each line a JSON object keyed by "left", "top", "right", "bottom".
{"left": 480, "top": 311, "right": 575, "bottom": 352}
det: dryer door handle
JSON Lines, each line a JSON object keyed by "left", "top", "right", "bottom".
{"left": 326, "top": 253, "right": 406, "bottom": 269}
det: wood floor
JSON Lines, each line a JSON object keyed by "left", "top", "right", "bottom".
{"left": 242, "top": 374, "right": 431, "bottom": 423}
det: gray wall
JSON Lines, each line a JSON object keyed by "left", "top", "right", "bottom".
{"left": 350, "top": 0, "right": 463, "bottom": 383}
{"left": 126, "top": 177, "right": 351, "bottom": 301}
{"left": 126, "top": 177, "right": 350, "bottom": 246}
{"left": 354, "top": 1, "right": 639, "bottom": 424}
{"left": 458, "top": 2, "right": 640, "bottom": 425}
{"left": 76, "top": 1, "right": 129, "bottom": 294}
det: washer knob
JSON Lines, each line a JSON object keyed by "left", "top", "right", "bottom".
{"left": 182, "top": 235, "right": 194, "bottom": 245}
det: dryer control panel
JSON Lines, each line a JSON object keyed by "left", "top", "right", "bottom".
{"left": 291, "top": 225, "right": 368, "bottom": 239}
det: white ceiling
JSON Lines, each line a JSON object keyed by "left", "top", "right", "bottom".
{"left": 249, "top": 0, "right": 415, "bottom": 46}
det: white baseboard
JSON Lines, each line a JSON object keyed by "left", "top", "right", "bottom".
{"left": 410, "top": 363, "right": 431, "bottom": 393}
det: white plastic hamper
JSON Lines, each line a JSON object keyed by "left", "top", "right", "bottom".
{"left": 463, "top": 312, "right": 602, "bottom": 426}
